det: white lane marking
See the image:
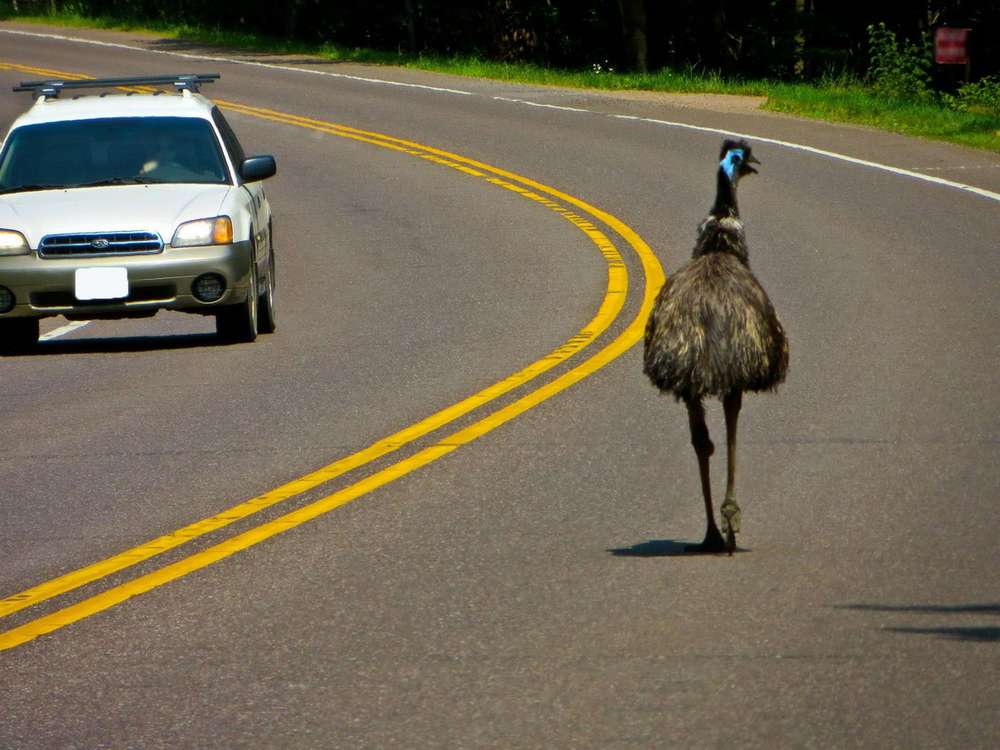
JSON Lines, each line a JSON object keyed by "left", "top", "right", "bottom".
{"left": 611, "top": 114, "right": 1000, "bottom": 203}
{"left": 2, "top": 27, "right": 999, "bottom": 204}
{"left": 0, "top": 28, "right": 474, "bottom": 96}
{"left": 492, "top": 96, "right": 592, "bottom": 113}
{"left": 39, "top": 320, "right": 90, "bottom": 341}
{"left": 911, "top": 164, "right": 1000, "bottom": 172}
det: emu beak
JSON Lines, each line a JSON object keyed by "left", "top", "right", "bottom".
{"left": 745, "top": 154, "right": 760, "bottom": 175}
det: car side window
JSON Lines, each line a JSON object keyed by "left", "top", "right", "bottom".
{"left": 211, "top": 107, "right": 247, "bottom": 174}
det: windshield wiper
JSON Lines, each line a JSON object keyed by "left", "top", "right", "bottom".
{"left": 0, "top": 183, "right": 66, "bottom": 195}
{"left": 72, "top": 177, "right": 160, "bottom": 188}
{"left": 1, "top": 177, "right": 189, "bottom": 195}
{"left": 0, "top": 178, "right": 160, "bottom": 194}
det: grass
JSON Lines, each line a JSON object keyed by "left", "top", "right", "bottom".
{"left": 765, "top": 81, "right": 1000, "bottom": 152}
{"left": 3, "top": 9, "right": 999, "bottom": 153}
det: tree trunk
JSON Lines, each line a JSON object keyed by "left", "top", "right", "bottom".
{"left": 404, "top": 0, "right": 418, "bottom": 53}
{"left": 282, "top": 1, "right": 300, "bottom": 39}
{"left": 619, "top": 0, "right": 648, "bottom": 73}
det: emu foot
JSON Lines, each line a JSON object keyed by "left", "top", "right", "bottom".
{"left": 684, "top": 524, "right": 726, "bottom": 554}
{"left": 720, "top": 498, "right": 741, "bottom": 556}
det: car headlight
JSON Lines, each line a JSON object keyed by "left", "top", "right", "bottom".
{"left": 171, "top": 217, "right": 234, "bottom": 248}
{"left": 0, "top": 229, "right": 29, "bottom": 256}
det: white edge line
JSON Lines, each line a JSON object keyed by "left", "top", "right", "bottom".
{"left": 38, "top": 320, "right": 90, "bottom": 341}
{"left": 493, "top": 96, "right": 591, "bottom": 113}
{"left": 612, "top": 115, "right": 1000, "bottom": 203}
{"left": 2, "top": 27, "right": 998, "bottom": 203}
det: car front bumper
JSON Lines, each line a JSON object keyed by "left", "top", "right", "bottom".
{"left": 0, "top": 240, "right": 254, "bottom": 320}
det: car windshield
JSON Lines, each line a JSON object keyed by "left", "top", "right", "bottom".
{"left": 0, "top": 116, "right": 230, "bottom": 194}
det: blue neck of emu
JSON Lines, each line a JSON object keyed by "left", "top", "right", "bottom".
{"left": 711, "top": 167, "right": 739, "bottom": 219}
{"left": 693, "top": 168, "right": 749, "bottom": 263}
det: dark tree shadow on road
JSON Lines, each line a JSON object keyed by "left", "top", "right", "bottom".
{"left": 837, "top": 603, "right": 1000, "bottom": 643}
{"left": 839, "top": 604, "right": 1000, "bottom": 615}
{"left": 608, "top": 539, "right": 749, "bottom": 557}
{"left": 147, "top": 38, "right": 363, "bottom": 65}
{"left": 887, "top": 626, "right": 1000, "bottom": 642}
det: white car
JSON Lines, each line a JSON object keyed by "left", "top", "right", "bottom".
{"left": 0, "top": 74, "right": 277, "bottom": 351}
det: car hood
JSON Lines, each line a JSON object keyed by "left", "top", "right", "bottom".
{"left": 0, "top": 184, "right": 232, "bottom": 248}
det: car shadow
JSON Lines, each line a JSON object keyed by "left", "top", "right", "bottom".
{"left": 23, "top": 332, "right": 226, "bottom": 355}
{"left": 608, "top": 539, "right": 749, "bottom": 557}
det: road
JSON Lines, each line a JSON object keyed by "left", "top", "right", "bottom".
{"left": 1, "top": 22, "right": 998, "bottom": 749}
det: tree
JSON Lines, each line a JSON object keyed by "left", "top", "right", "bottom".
{"left": 619, "top": 0, "right": 648, "bottom": 72}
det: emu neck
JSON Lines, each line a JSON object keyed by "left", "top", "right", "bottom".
{"left": 694, "top": 170, "right": 749, "bottom": 263}
{"left": 710, "top": 168, "right": 739, "bottom": 218}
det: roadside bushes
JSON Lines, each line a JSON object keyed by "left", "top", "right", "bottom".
{"left": 944, "top": 76, "right": 1000, "bottom": 116}
{"left": 866, "top": 22, "right": 934, "bottom": 102}
{"left": 866, "top": 22, "right": 1000, "bottom": 118}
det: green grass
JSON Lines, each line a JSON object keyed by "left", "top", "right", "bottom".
{"left": 765, "top": 82, "right": 1000, "bottom": 152}
{"left": 387, "top": 56, "right": 773, "bottom": 96}
{"left": 4, "top": 10, "right": 999, "bottom": 153}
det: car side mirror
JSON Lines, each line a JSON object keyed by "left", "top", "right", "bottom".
{"left": 240, "top": 155, "right": 276, "bottom": 182}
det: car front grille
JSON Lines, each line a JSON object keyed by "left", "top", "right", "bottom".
{"left": 38, "top": 231, "right": 163, "bottom": 258}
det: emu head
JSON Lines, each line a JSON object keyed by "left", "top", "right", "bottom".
{"left": 718, "top": 139, "right": 760, "bottom": 183}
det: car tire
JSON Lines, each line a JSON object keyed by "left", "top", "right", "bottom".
{"left": 0, "top": 318, "right": 40, "bottom": 354}
{"left": 258, "top": 247, "right": 276, "bottom": 335}
{"left": 216, "top": 261, "right": 258, "bottom": 343}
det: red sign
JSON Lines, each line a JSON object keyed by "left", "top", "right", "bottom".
{"left": 935, "top": 27, "right": 970, "bottom": 65}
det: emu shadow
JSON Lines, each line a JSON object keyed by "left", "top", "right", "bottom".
{"left": 609, "top": 539, "right": 749, "bottom": 558}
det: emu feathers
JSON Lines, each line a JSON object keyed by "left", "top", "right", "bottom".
{"left": 643, "top": 139, "right": 787, "bottom": 402}
{"left": 642, "top": 139, "right": 785, "bottom": 554}
{"left": 644, "top": 251, "right": 787, "bottom": 401}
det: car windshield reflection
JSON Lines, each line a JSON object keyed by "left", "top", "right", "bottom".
{"left": 0, "top": 116, "right": 230, "bottom": 193}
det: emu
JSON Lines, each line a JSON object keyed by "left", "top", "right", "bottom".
{"left": 643, "top": 139, "right": 788, "bottom": 555}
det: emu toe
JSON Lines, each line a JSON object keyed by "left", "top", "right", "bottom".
{"left": 720, "top": 498, "right": 741, "bottom": 556}
{"left": 685, "top": 524, "right": 727, "bottom": 554}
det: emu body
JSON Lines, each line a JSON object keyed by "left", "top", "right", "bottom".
{"left": 643, "top": 140, "right": 788, "bottom": 553}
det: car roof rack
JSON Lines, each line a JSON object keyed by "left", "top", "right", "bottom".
{"left": 13, "top": 74, "right": 221, "bottom": 99}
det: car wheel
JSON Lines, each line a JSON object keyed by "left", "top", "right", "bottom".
{"left": 0, "top": 318, "right": 39, "bottom": 354}
{"left": 258, "top": 249, "right": 276, "bottom": 335}
{"left": 216, "top": 261, "right": 258, "bottom": 343}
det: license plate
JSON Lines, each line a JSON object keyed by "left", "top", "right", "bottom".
{"left": 74, "top": 267, "right": 129, "bottom": 301}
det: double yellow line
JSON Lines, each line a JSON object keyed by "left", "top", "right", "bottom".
{"left": 0, "top": 61, "right": 665, "bottom": 650}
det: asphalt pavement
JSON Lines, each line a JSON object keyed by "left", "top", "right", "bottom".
{"left": 1, "top": 23, "right": 998, "bottom": 749}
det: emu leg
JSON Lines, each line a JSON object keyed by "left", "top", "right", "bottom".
{"left": 720, "top": 390, "right": 743, "bottom": 555}
{"left": 684, "top": 398, "right": 725, "bottom": 553}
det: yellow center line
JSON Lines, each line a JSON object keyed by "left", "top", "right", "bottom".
{"left": 0, "top": 193, "right": 663, "bottom": 651}
{"left": 0, "top": 62, "right": 656, "bottom": 631}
